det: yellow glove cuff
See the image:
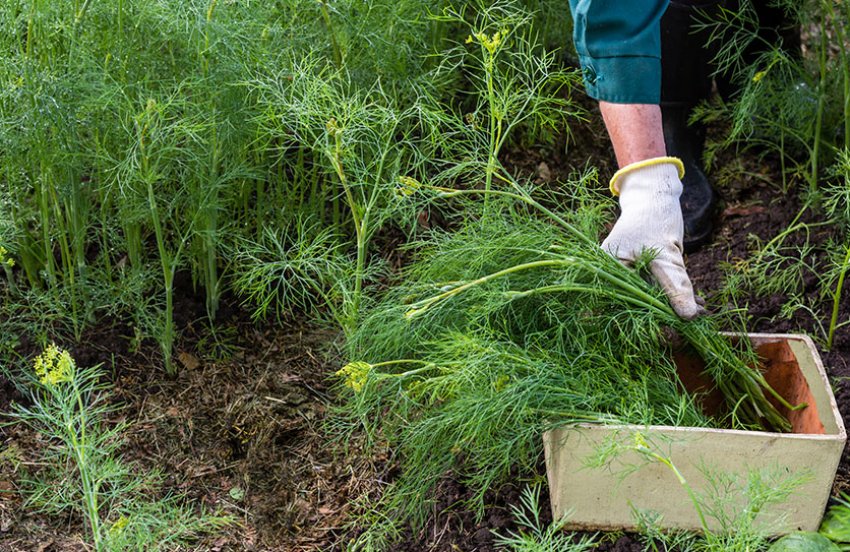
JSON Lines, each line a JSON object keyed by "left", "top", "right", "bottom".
{"left": 609, "top": 156, "right": 686, "bottom": 196}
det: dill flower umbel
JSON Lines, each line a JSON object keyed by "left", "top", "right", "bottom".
{"left": 396, "top": 175, "right": 422, "bottom": 197}
{"left": 466, "top": 28, "right": 509, "bottom": 54}
{"left": 33, "top": 343, "right": 75, "bottom": 386}
{"left": 0, "top": 246, "right": 14, "bottom": 267}
{"left": 108, "top": 516, "right": 130, "bottom": 537}
{"left": 336, "top": 361, "right": 372, "bottom": 392}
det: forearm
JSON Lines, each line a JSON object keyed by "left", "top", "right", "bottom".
{"left": 598, "top": 102, "right": 667, "bottom": 169}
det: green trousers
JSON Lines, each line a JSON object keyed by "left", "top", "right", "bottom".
{"left": 568, "top": 0, "right": 668, "bottom": 104}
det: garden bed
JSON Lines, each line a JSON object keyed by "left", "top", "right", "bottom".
{"left": 1, "top": 112, "right": 849, "bottom": 552}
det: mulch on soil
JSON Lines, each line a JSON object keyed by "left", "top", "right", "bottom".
{"left": 1, "top": 106, "right": 849, "bottom": 552}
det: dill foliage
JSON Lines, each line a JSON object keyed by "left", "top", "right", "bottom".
{"left": 340, "top": 183, "right": 793, "bottom": 525}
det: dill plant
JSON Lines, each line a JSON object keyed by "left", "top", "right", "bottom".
{"left": 332, "top": 2, "right": 797, "bottom": 532}
{"left": 3, "top": 344, "right": 230, "bottom": 550}
{"left": 692, "top": 1, "right": 850, "bottom": 348}
{"left": 339, "top": 180, "right": 796, "bottom": 529}
{"left": 232, "top": 217, "right": 352, "bottom": 326}
{"left": 425, "top": 0, "right": 582, "bottom": 203}
{"left": 634, "top": 464, "right": 808, "bottom": 552}
{"left": 821, "top": 150, "right": 850, "bottom": 349}
{"left": 589, "top": 431, "right": 811, "bottom": 549}
{"left": 246, "top": 57, "right": 439, "bottom": 335}
{"left": 0, "top": 0, "right": 480, "bottom": 368}
{"left": 0, "top": 0, "right": 584, "bottom": 371}
{"left": 491, "top": 484, "right": 597, "bottom": 551}
{"left": 694, "top": 0, "right": 848, "bottom": 195}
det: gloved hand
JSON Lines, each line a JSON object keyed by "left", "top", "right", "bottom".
{"left": 602, "top": 157, "right": 706, "bottom": 320}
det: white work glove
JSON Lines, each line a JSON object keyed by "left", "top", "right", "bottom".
{"left": 602, "top": 157, "right": 705, "bottom": 320}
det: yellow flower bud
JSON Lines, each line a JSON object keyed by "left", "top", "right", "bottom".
{"left": 396, "top": 175, "right": 422, "bottom": 196}
{"left": 336, "top": 361, "right": 372, "bottom": 392}
{"left": 33, "top": 343, "right": 75, "bottom": 386}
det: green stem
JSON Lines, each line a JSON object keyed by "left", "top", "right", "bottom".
{"left": 74, "top": 0, "right": 92, "bottom": 26}
{"left": 636, "top": 445, "right": 710, "bottom": 534}
{"left": 140, "top": 123, "right": 175, "bottom": 376}
{"left": 811, "top": 20, "right": 828, "bottom": 195}
{"left": 483, "top": 54, "right": 498, "bottom": 217}
{"left": 67, "top": 379, "right": 102, "bottom": 550}
{"left": 319, "top": 1, "right": 342, "bottom": 70}
{"left": 824, "top": 0, "right": 850, "bottom": 150}
{"left": 37, "top": 163, "right": 57, "bottom": 288}
{"left": 328, "top": 127, "right": 366, "bottom": 334}
{"left": 827, "top": 244, "right": 850, "bottom": 350}
{"left": 406, "top": 259, "right": 576, "bottom": 317}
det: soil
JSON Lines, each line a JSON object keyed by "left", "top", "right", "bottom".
{"left": 1, "top": 104, "right": 849, "bottom": 551}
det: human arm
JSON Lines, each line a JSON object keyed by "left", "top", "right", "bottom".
{"left": 566, "top": 1, "right": 704, "bottom": 319}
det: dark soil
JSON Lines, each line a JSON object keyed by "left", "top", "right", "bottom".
{"left": 1, "top": 105, "right": 849, "bottom": 552}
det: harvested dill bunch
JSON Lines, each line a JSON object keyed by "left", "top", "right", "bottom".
{"left": 339, "top": 179, "right": 796, "bottom": 525}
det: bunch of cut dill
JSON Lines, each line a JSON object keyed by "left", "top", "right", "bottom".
{"left": 338, "top": 182, "right": 794, "bottom": 525}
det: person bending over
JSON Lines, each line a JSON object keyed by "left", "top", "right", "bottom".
{"left": 567, "top": 0, "right": 798, "bottom": 319}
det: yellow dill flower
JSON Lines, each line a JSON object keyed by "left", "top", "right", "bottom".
{"left": 752, "top": 70, "right": 767, "bottom": 83}
{"left": 0, "top": 246, "right": 14, "bottom": 268}
{"left": 470, "top": 28, "right": 508, "bottom": 54}
{"left": 633, "top": 432, "right": 650, "bottom": 452}
{"left": 336, "top": 361, "right": 372, "bottom": 392}
{"left": 396, "top": 175, "right": 422, "bottom": 196}
{"left": 33, "top": 343, "right": 75, "bottom": 386}
{"left": 108, "top": 516, "right": 130, "bottom": 537}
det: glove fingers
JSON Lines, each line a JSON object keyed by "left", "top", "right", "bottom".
{"left": 649, "top": 255, "right": 706, "bottom": 320}
{"left": 601, "top": 237, "right": 635, "bottom": 268}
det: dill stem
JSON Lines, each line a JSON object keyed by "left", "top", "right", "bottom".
{"left": 36, "top": 164, "right": 57, "bottom": 288}
{"left": 65, "top": 379, "right": 102, "bottom": 550}
{"left": 639, "top": 447, "right": 709, "bottom": 533}
{"left": 483, "top": 54, "right": 498, "bottom": 218}
{"left": 140, "top": 121, "right": 175, "bottom": 375}
{"left": 811, "top": 20, "right": 828, "bottom": 195}
{"left": 440, "top": 184, "right": 595, "bottom": 247}
{"left": 407, "top": 259, "right": 576, "bottom": 316}
{"left": 319, "top": 1, "right": 342, "bottom": 70}
{"left": 371, "top": 359, "right": 432, "bottom": 369}
{"left": 827, "top": 244, "right": 850, "bottom": 350}
{"left": 824, "top": 0, "right": 850, "bottom": 149}
{"left": 74, "top": 0, "right": 92, "bottom": 26}
{"left": 328, "top": 128, "right": 364, "bottom": 335}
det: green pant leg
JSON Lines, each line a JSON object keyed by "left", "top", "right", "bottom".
{"left": 568, "top": 0, "right": 669, "bottom": 104}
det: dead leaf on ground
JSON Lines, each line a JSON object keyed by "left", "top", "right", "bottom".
{"left": 722, "top": 204, "right": 767, "bottom": 217}
{"left": 536, "top": 161, "right": 552, "bottom": 182}
{"left": 178, "top": 351, "right": 201, "bottom": 371}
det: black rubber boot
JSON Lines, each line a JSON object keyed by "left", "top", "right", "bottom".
{"left": 662, "top": 104, "right": 718, "bottom": 252}
{"left": 661, "top": 1, "right": 721, "bottom": 253}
